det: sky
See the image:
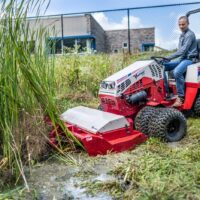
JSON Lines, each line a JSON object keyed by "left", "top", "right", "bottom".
{"left": 43, "top": 0, "right": 199, "bottom": 15}
{"left": 33, "top": 0, "right": 200, "bottom": 49}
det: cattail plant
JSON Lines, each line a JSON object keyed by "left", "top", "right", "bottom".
{"left": 0, "top": 0, "right": 82, "bottom": 190}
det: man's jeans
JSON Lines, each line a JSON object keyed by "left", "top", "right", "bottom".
{"left": 164, "top": 59, "right": 193, "bottom": 97}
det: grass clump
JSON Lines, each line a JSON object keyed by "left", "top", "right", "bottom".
{"left": 80, "top": 180, "right": 124, "bottom": 199}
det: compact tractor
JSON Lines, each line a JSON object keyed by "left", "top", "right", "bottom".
{"left": 49, "top": 8, "right": 200, "bottom": 156}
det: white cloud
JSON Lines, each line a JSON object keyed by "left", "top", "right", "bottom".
{"left": 92, "top": 12, "right": 143, "bottom": 30}
{"left": 189, "top": 17, "right": 200, "bottom": 39}
{"left": 155, "top": 28, "right": 179, "bottom": 50}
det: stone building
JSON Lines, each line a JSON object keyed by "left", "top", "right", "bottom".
{"left": 105, "top": 28, "right": 155, "bottom": 53}
{"left": 28, "top": 14, "right": 155, "bottom": 54}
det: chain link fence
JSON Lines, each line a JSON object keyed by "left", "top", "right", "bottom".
{"left": 28, "top": 2, "right": 200, "bottom": 54}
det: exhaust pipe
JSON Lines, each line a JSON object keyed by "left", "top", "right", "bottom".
{"left": 126, "top": 90, "right": 147, "bottom": 104}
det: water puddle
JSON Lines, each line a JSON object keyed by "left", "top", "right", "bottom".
{"left": 27, "top": 152, "right": 132, "bottom": 200}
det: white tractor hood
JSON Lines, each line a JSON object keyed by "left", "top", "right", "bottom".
{"left": 99, "top": 60, "right": 163, "bottom": 96}
{"left": 104, "top": 60, "right": 154, "bottom": 82}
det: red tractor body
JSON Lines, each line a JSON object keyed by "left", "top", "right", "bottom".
{"left": 49, "top": 58, "right": 200, "bottom": 156}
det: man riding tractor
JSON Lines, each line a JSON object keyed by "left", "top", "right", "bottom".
{"left": 163, "top": 15, "right": 198, "bottom": 107}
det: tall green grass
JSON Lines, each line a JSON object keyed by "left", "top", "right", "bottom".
{"left": 0, "top": 0, "right": 49, "bottom": 189}
{"left": 0, "top": 0, "right": 82, "bottom": 190}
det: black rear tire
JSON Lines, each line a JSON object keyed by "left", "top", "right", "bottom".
{"left": 193, "top": 93, "right": 200, "bottom": 117}
{"left": 148, "top": 108, "right": 187, "bottom": 142}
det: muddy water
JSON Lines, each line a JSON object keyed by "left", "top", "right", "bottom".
{"left": 27, "top": 152, "right": 133, "bottom": 200}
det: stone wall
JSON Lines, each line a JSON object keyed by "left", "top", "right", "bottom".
{"left": 105, "top": 27, "right": 155, "bottom": 53}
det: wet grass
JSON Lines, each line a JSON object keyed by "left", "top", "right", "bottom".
{"left": 97, "top": 119, "right": 200, "bottom": 200}
{"left": 73, "top": 128, "right": 200, "bottom": 200}
{"left": 48, "top": 117, "right": 200, "bottom": 200}
{"left": 4, "top": 117, "right": 199, "bottom": 199}
{"left": 80, "top": 180, "right": 124, "bottom": 199}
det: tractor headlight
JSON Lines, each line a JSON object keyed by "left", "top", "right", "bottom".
{"left": 100, "top": 81, "right": 107, "bottom": 89}
{"left": 100, "top": 81, "right": 115, "bottom": 90}
{"left": 108, "top": 82, "right": 115, "bottom": 89}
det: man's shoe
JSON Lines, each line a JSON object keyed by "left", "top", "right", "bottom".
{"left": 166, "top": 93, "right": 177, "bottom": 100}
{"left": 172, "top": 96, "right": 184, "bottom": 107}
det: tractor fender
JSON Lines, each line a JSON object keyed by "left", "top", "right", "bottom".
{"left": 183, "top": 83, "right": 199, "bottom": 110}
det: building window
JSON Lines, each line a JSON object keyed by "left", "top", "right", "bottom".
{"left": 123, "top": 42, "right": 128, "bottom": 48}
{"left": 90, "top": 38, "right": 96, "bottom": 50}
{"left": 48, "top": 36, "right": 96, "bottom": 54}
{"left": 113, "top": 49, "right": 119, "bottom": 53}
{"left": 63, "top": 38, "right": 76, "bottom": 53}
{"left": 77, "top": 38, "right": 87, "bottom": 53}
{"left": 142, "top": 43, "right": 155, "bottom": 52}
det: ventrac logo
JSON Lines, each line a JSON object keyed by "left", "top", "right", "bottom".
{"left": 133, "top": 71, "right": 145, "bottom": 79}
{"left": 117, "top": 69, "right": 141, "bottom": 83}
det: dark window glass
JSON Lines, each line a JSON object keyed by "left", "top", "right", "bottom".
{"left": 123, "top": 43, "right": 128, "bottom": 48}
{"left": 77, "top": 38, "right": 87, "bottom": 53}
{"left": 91, "top": 38, "right": 96, "bottom": 50}
{"left": 47, "top": 37, "right": 95, "bottom": 54}
{"left": 143, "top": 44, "right": 154, "bottom": 52}
{"left": 63, "top": 38, "right": 75, "bottom": 50}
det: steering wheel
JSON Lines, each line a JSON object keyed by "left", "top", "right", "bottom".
{"left": 151, "top": 56, "right": 170, "bottom": 64}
